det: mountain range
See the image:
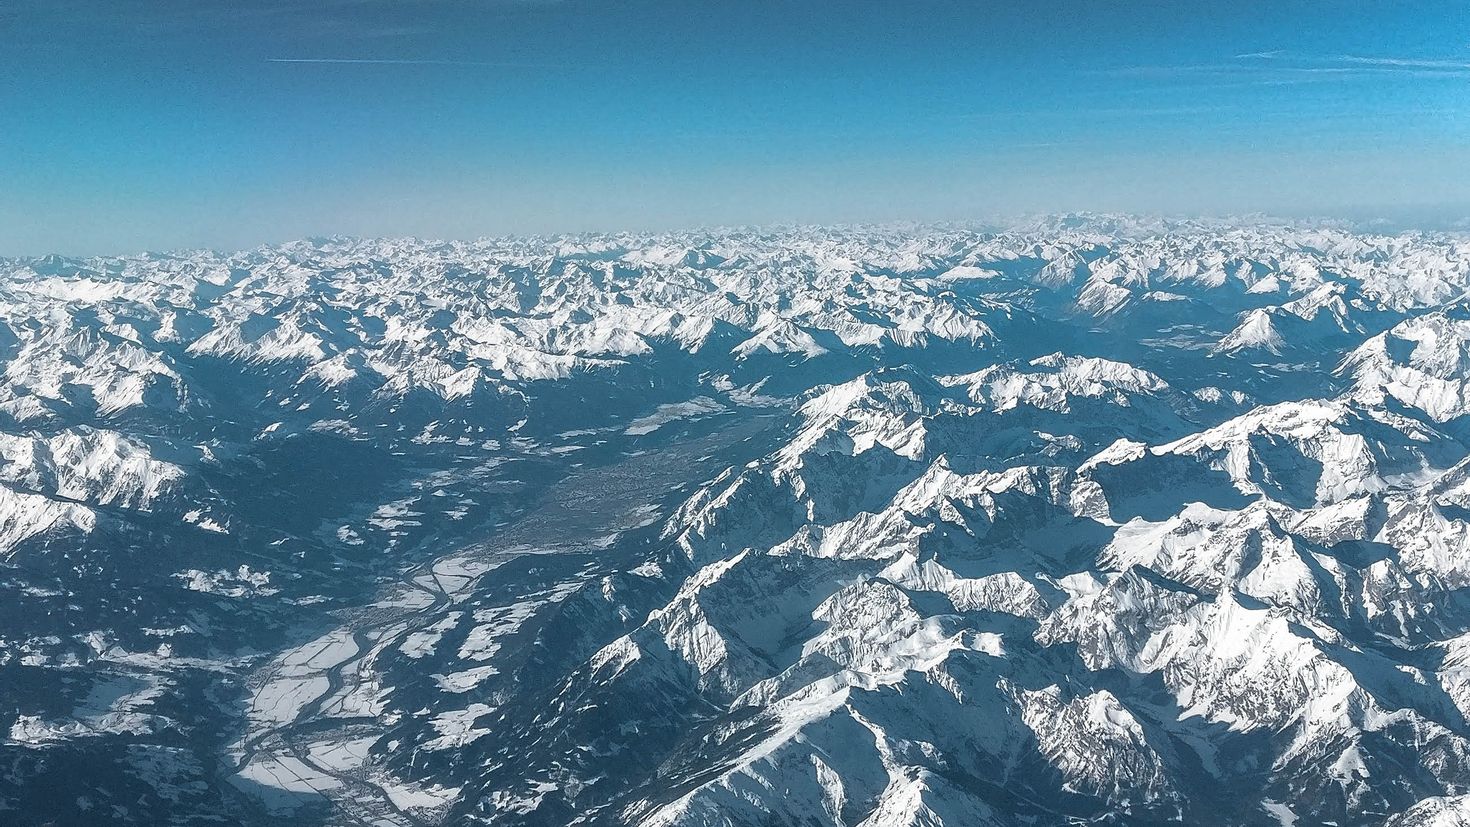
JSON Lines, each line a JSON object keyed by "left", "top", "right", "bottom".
{"left": 5, "top": 216, "right": 1470, "bottom": 825}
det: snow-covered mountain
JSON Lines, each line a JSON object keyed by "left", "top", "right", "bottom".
{"left": 5, "top": 217, "right": 1470, "bottom": 826}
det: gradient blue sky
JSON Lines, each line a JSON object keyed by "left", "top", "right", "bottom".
{"left": 2, "top": 1, "right": 1468, "bottom": 254}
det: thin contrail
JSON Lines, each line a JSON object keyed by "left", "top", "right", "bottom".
{"left": 266, "top": 58, "right": 527, "bottom": 66}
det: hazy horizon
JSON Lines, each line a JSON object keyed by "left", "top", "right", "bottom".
{"left": 8, "top": 207, "right": 1470, "bottom": 261}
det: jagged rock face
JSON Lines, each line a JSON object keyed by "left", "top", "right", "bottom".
{"left": 5, "top": 217, "right": 1470, "bottom": 826}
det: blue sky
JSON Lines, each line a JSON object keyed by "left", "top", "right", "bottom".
{"left": 2, "top": 0, "right": 1468, "bottom": 254}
